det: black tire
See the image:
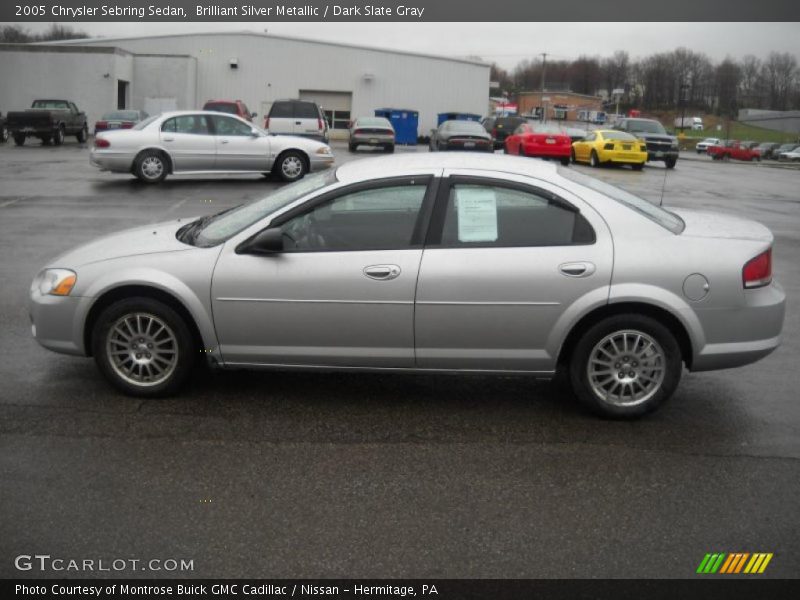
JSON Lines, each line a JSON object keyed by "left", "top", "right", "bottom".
{"left": 632, "top": 163, "right": 644, "bottom": 171}
{"left": 589, "top": 150, "right": 600, "bottom": 168}
{"left": 384, "top": 144, "right": 395, "bottom": 153}
{"left": 348, "top": 143, "right": 357, "bottom": 153}
{"left": 53, "top": 126, "right": 65, "bottom": 146}
{"left": 570, "top": 148, "right": 576, "bottom": 163}
{"left": 273, "top": 150, "right": 307, "bottom": 182}
{"left": 560, "top": 157, "right": 570, "bottom": 166}
{"left": 13, "top": 134, "right": 25, "bottom": 146}
{"left": 40, "top": 135, "right": 52, "bottom": 145}
{"left": 76, "top": 124, "right": 88, "bottom": 144}
{"left": 91, "top": 297, "right": 196, "bottom": 398}
{"left": 665, "top": 157, "right": 677, "bottom": 169}
{"left": 568, "top": 314, "right": 683, "bottom": 419}
{"left": 134, "top": 150, "right": 169, "bottom": 184}
{"left": 0, "top": 125, "right": 7, "bottom": 143}
{"left": 696, "top": 149, "right": 701, "bottom": 154}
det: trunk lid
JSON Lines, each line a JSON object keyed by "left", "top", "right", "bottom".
{"left": 671, "top": 208, "right": 773, "bottom": 242}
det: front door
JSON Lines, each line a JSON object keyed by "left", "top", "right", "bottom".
{"left": 209, "top": 114, "right": 270, "bottom": 172}
{"left": 211, "top": 177, "right": 434, "bottom": 367}
{"left": 414, "top": 172, "right": 613, "bottom": 372}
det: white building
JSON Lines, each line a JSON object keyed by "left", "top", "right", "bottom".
{"left": 0, "top": 32, "right": 490, "bottom": 140}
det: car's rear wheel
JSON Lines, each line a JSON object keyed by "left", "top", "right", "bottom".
{"left": 92, "top": 297, "right": 196, "bottom": 397}
{"left": 665, "top": 157, "right": 677, "bottom": 169}
{"left": 135, "top": 150, "right": 168, "bottom": 184}
{"left": 384, "top": 144, "right": 395, "bottom": 153}
{"left": 589, "top": 150, "right": 600, "bottom": 167}
{"left": 560, "top": 157, "right": 570, "bottom": 166}
{"left": 569, "top": 314, "right": 682, "bottom": 418}
{"left": 13, "top": 134, "right": 25, "bottom": 146}
{"left": 348, "top": 143, "right": 357, "bottom": 152}
{"left": 570, "top": 148, "right": 576, "bottom": 163}
{"left": 274, "top": 150, "right": 307, "bottom": 182}
{"left": 632, "top": 163, "right": 644, "bottom": 171}
{"left": 76, "top": 124, "right": 88, "bottom": 143}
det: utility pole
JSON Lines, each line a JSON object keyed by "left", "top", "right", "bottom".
{"left": 540, "top": 52, "right": 548, "bottom": 123}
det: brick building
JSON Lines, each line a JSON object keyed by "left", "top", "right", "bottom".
{"left": 516, "top": 91, "right": 604, "bottom": 121}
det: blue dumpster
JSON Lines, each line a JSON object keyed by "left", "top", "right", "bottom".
{"left": 437, "top": 112, "right": 482, "bottom": 126}
{"left": 374, "top": 108, "right": 419, "bottom": 145}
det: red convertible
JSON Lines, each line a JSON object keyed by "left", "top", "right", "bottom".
{"left": 707, "top": 140, "right": 761, "bottom": 162}
{"left": 504, "top": 122, "right": 572, "bottom": 165}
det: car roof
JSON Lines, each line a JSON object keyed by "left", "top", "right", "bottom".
{"left": 335, "top": 153, "right": 558, "bottom": 184}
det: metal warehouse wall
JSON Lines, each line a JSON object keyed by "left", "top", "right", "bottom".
{"left": 0, "top": 45, "right": 133, "bottom": 129}
{"left": 131, "top": 55, "right": 198, "bottom": 116}
{"left": 58, "top": 33, "right": 490, "bottom": 136}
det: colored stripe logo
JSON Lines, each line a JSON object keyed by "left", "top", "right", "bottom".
{"left": 697, "top": 553, "right": 773, "bottom": 574}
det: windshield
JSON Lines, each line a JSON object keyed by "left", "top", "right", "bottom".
{"left": 356, "top": 118, "right": 392, "bottom": 128}
{"left": 557, "top": 167, "right": 684, "bottom": 234}
{"left": 204, "top": 103, "right": 238, "bottom": 115}
{"left": 32, "top": 100, "right": 69, "bottom": 110}
{"left": 188, "top": 171, "right": 337, "bottom": 247}
{"left": 626, "top": 120, "right": 667, "bottom": 134}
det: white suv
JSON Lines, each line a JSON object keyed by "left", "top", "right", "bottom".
{"left": 265, "top": 99, "right": 329, "bottom": 142}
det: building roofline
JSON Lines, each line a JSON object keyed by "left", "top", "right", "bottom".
{"left": 41, "top": 30, "right": 490, "bottom": 67}
{"left": 517, "top": 90, "right": 603, "bottom": 100}
{"left": 0, "top": 43, "right": 132, "bottom": 57}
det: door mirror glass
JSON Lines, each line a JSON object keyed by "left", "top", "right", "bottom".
{"left": 241, "top": 228, "right": 284, "bottom": 254}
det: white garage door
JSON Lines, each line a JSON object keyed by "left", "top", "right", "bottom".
{"left": 299, "top": 90, "right": 352, "bottom": 131}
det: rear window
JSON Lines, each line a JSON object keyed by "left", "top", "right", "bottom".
{"left": 557, "top": 167, "right": 684, "bottom": 234}
{"left": 103, "top": 111, "right": 140, "bottom": 121}
{"left": 32, "top": 100, "right": 70, "bottom": 110}
{"left": 601, "top": 131, "right": 637, "bottom": 141}
{"left": 269, "top": 102, "right": 294, "bottom": 118}
{"left": 296, "top": 102, "right": 320, "bottom": 119}
{"left": 624, "top": 120, "right": 667, "bottom": 135}
{"left": 496, "top": 118, "right": 525, "bottom": 129}
{"left": 448, "top": 121, "right": 488, "bottom": 135}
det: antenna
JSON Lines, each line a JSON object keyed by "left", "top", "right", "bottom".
{"left": 659, "top": 163, "right": 668, "bottom": 207}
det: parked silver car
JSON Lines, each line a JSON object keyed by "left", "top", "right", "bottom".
{"left": 348, "top": 117, "right": 395, "bottom": 153}
{"left": 90, "top": 110, "right": 334, "bottom": 184}
{"left": 30, "top": 154, "right": 785, "bottom": 418}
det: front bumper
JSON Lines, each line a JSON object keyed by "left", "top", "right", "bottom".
{"left": 29, "top": 291, "right": 89, "bottom": 356}
{"left": 308, "top": 154, "right": 335, "bottom": 172}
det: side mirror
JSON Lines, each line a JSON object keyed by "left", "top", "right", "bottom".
{"left": 249, "top": 129, "right": 260, "bottom": 137}
{"left": 251, "top": 112, "right": 257, "bottom": 118}
{"left": 238, "top": 228, "right": 284, "bottom": 254}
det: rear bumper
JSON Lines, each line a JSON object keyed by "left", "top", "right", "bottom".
{"left": 351, "top": 134, "right": 394, "bottom": 147}
{"left": 524, "top": 145, "right": 571, "bottom": 159}
{"left": 90, "top": 150, "right": 134, "bottom": 173}
{"left": 691, "top": 281, "right": 786, "bottom": 372}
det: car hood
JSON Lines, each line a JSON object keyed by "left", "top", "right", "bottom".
{"left": 49, "top": 219, "right": 195, "bottom": 268}
{"left": 670, "top": 208, "right": 773, "bottom": 242}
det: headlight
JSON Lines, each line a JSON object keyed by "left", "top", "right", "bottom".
{"left": 671, "top": 141, "right": 679, "bottom": 149}
{"left": 316, "top": 146, "right": 332, "bottom": 155}
{"left": 32, "top": 268, "right": 77, "bottom": 296}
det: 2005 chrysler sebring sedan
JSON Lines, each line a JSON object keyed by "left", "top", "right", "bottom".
{"left": 30, "top": 154, "right": 785, "bottom": 418}
{"left": 90, "top": 111, "right": 334, "bottom": 184}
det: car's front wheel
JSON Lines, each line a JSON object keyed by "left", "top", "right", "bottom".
{"left": 92, "top": 297, "right": 196, "bottom": 397}
{"left": 589, "top": 150, "right": 600, "bottom": 167}
{"left": 274, "top": 150, "right": 307, "bottom": 182}
{"left": 665, "top": 157, "right": 677, "bottom": 169}
{"left": 568, "top": 314, "right": 682, "bottom": 418}
{"left": 13, "top": 134, "right": 25, "bottom": 146}
{"left": 53, "top": 126, "right": 65, "bottom": 146}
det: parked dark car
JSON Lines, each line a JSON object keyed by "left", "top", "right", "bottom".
{"left": 754, "top": 142, "right": 780, "bottom": 159}
{"left": 0, "top": 112, "right": 7, "bottom": 143}
{"left": 430, "top": 120, "right": 493, "bottom": 152}
{"left": 6, "top": 99, "right": 88, "bottom": 146}
{"left": 613, "top": 117, "right": 679, "bottom": 168}
{"left": 94, "top": 110, "right": 149, "bottom": 134}
{"left": 482, "top": 116, "right": 526, "bottom": 150}
{"left": 202, "top": 99, "right": 256, "bottom": 122}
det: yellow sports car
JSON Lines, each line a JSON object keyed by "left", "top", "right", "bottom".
{"left": 571, "top": 129, "right": 648, "bottom": 170}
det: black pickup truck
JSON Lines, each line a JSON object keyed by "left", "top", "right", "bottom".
{"left": 6, "top": 100, "right": 89, "bottom": 146}
{"left": 0, "top": 112, "right": 8, "bottom": 143}
{"left": 613, "top": 117, "right": 679, "bottom": 169}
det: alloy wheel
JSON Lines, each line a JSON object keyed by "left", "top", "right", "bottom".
{"left": 106, "top": 312, "right": 178, "bottom": 387}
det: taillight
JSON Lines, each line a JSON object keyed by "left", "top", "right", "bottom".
{"left": 492, "top": 128, "right": 497, "bottom": 137}
{"left": 95, "top": 121, "right": 107, "bottom": 130}
{"left": 353, "top": 129, "right": 363, "bottom": 136}
{"left": 318, "top": 118, "right": 323, "bottom": 131}
{"left": 264, "top": 117, "right": 270, "bottom": 129}
{"left": 121, "top": 122, "right": 134, "bottom": 129}
{"left": 94, "top": 138, "right": 110, "bottom": 148}
{"left": 743, "top": 248, "right": 772, "bottom": 289}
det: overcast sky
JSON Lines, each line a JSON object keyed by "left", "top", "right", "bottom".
{"left": 15, "top": 22, "right": 800, "bottom": 69}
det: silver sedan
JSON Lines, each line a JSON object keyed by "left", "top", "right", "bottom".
{"left": 90, "top": 110, "right": 335, "bottom": 183}
{"left": 30, "top": 153, "right": 785, "bottom": 418}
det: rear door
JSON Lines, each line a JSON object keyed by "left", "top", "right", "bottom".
{"left": 414, "top": 171, "right": 613, "bottom": 372}
{"left": 159, "top": 114, "right": 216, "bottom": 171}
{"left": 294, "top": 101, "right": 321, "bottom": 137}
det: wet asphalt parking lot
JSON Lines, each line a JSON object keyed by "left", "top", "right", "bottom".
{"left": 0, "top": 139, "right": 798, "bottom": 578}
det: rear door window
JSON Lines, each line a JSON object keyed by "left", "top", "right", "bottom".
{"left": 269, "top": 102, "right": 294, "bottom": 118}
{"left": 161, "top": 115, "right": 211, "bottom": 135}
{"left": 295, "top": 102, "right": 320, "bottom": 119}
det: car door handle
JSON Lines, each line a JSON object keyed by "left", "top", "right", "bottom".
{"left": 559, "top": 262, "right": 596, "bottom": 277}
{"left": 363, "top": 265, "right": 401, "bottom": 281}
{"left": 163, "top": 138, "right": 174, "bottom": 142}
{"left": 220, "top": 139, "right": 229, "bottom": 144}
{"left": 295, "top": 121, "right": 302, "bottom": 125}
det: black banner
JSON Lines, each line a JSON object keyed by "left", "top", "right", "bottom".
{"left": 3, "top": 0, "right": 800, "bottom": 22}
{"left": 5, "top": 579, "right": 800, "bottom": 600}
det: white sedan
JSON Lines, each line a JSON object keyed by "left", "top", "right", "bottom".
{"left": 90, "top": 110, "right": 335, "bottom": 184}
{"left": 777, "top": 148, "right": 800, "bottom": 162}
